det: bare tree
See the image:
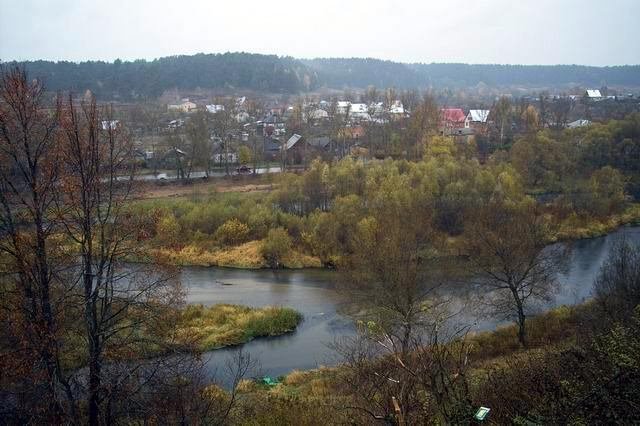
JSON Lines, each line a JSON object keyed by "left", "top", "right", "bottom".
{"left": 464, "top": 201, "right": 564, "bottom": 347}
{"left": 56, "top": 95, "right": 183, "bottom": 425}
{"left": 211, "top": 98, "right": 237, "bottom": 176}
{"left": 186, "top": 110, "right": 210, "bottom": 177}
{"left": 0, "top": 67, "right": 75, "bottom": 423}
{"left": 594, "top": 238, "right": 640, "bottom": 322}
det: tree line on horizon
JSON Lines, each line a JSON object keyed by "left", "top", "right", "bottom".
{"left": 5, "top": 53, "right": 640, "bottom": 100}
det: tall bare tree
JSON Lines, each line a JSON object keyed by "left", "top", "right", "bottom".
{"left": 464, "top": 201, "right": 564, "bottom": 346}
{"left": 0, "top": 67, "right": 73, "bottom": 423}
{"left": 56, "top": 95, "right": 183, "bottom": 425}
{"left": 211, "top": 98, "right": 237, "bottom": 176}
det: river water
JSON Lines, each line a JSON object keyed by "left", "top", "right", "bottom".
{"left": 182, "top": 226, "right": 640, "bottom": 380}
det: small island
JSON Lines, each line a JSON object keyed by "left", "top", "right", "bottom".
{"left": 177, "top": 304, "right": 302, "bottom": 351}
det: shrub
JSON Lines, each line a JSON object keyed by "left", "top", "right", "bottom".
{"left": 156, "top": 214, "right": 181, "bottom": 246}
{"left": 261, "top": 227, "right": 292, "bottom": 267}
{"left": 214, "top": 218, "right": 250, "bottom": 246}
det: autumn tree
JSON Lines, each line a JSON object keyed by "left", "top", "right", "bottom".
{"left": 494, "top": 96, "right": 512, "bottom": 145}
{"left": 406, "top": 93, "right": 439, "bottom": 159}
{"left": 335, "top": 171, "right": 474, "bottom": 423}
{"left": 521, "top": 105, "right": 540, "bottom": 134}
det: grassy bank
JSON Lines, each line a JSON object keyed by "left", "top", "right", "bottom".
{"left": 556, "top": 203, "right": 640, "bottom": 240}
{"left": 152, "top": 240, "right": 322, "bottom": 269}
{"left": 176, "top": 304, "right": 303, "bottom": 351}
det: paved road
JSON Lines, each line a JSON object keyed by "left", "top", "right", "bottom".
{"left": 117, "top": 166, "right": 283, "bottom": 182}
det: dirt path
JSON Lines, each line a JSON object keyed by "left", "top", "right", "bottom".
{"left": 137, "top": 178, "right": 276, "bottom": 199}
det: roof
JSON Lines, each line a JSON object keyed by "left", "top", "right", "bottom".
{"left": 350, "top": 103, "right": 368, "bottom": 113}
{"left": 340, "top": 126, "right": 365, "bottom": 139}
{"left": 567, "top": 119, "right": 592, "bottom": 128}
{"left": 586, "top": 89, "right": 602, "bottom": 98}
{"left": 389, "top": 101, "right": 405, "bottom": 114}
{"left": 285, "top": 134, "right": 303, "bottom": 150}
{"left": 468, "top": 109, "right": 490, "bottom": 123}
{"left": 308, "top": 136, "right": 331, "bottom": 149}
{"left": 441, "top": 108, "right": 466, "bottom": 123}
{"left": 206, "top": 104, "right": 224, "bottom": 113}
{"left": 308, "top": 109, "right": 329, "bottom": 120}
{"left": 101, "top": 120, "right": 119, "bottom": 130}
{"left": 263, "top": 137, "right": 281, "bottom": 152}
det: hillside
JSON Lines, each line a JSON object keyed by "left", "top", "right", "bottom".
{"left": 305, "top": 57, "right": 640, "bottom": 89}
{"left": 6, "top": 52, "right": 640, "bottom": 99}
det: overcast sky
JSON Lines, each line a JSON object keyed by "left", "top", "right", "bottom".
{"left": 1, "top": 0, "right": 639, "bottom": 66}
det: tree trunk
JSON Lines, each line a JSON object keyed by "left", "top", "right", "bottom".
{"left": 511, "top": 287, "right": 527, "bottom": 347}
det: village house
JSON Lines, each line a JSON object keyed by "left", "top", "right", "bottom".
{"left": 167, "top": 119, "right": 185, "bottom": 129}
{"left": 336, "top": 101, "right": 351, "bottom": 115}
{"left": 101, "top": 120, "right": 120, "bottom": 130}
{"left": 283, "top": 133, "right": 307, "bottom": 165}
{"left": 307, "top": 136, "right": 333, "bottom": 159}
{"left": 211, "top": 139, "right": 238, "bottom": 165}
{"left": 440, "top": 108, "right": 466, "bottom": 135}
{"left": 567, "top": 119, "right": 592, "bottom": 129}
{"left": 168, "top": 99, "right": 197, "bottom": 113}
{"left": 235, "top": 111, "right": 250, "bottom": 123}
{"left": 585, "top": 89, "right": 603, "bottom": 100}
{"left": 349, "top": 103, "right": 370, "bottom": 121}
{"left": 305, "top": 108, "right": 329, "bottom": 121}
{"left": 206, "top": 104, "right": 225, "bottom": 114}
{"left": 262, "top": 136, "right": 282, "bottom": 161}
{"left": 465, "top": 109, "right": 491, "bottom": 132}
{"left": 389, "top": 101, "right": 406, "bottom": 116}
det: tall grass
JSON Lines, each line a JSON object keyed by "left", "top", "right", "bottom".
{"left": 177, "top": 304, "right": 302, "bottom": 351}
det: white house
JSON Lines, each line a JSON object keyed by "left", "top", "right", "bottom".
{"left": 213, "top": 152, "right": 238, "bottom": 163}
{"left": 465, "top": 110, "right": 490, "bottom": 128}
{"left": 168, "top": 99, "right": 197, "bottom": 113}
{"left": 337, "top": 101, "right": 351, "bottom": 115}
{"left": 567, "top": 119, "right": 592, "bottom": 129}
{"left": 586, "top": 89, "right": 603, "bottom": 100}
{"left": 389, "top": 101, "right": 405, "bottom": 115}
{"left": 235, "top": 111, "right": 250, "bottom": 123}
{"left": 101, "top": 120, "right": 120, "bottom": 130}
{"left": 349, "top": 103, "right": 370, "bottom": 120}
{"left": 306, "top": 108, "right": 329, "bottom": 121}
{"left": 206, "top": 104, "right": 225, "bottom": 114}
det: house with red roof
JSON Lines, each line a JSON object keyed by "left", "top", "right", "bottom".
{"left": 440, "top": 108, "right": 466, "bottom": 135}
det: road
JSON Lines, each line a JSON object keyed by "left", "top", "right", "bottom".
{"left": 117, "top": 166, "right": 283, "bottom": 182}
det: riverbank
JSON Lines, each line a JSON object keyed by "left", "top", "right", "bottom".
{"left": 556, "top": 203, "right": 640, "bottom": 241}
{"left": 231, "top": 301, "right": 609, "bottom": 424}
{"left": 152, "top": 240, "right": 322, "bottom": 269}
{"left": 147, "top": 205, "right": 640, "bottom": 270}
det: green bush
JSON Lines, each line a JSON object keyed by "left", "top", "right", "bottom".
{"left": 261, "top": 227, "right": 292, "bottom": 267}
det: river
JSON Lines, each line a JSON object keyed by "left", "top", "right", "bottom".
{"left": 182, "top": 226, "right": 640, "bottom": 380}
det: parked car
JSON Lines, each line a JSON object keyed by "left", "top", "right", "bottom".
{"left": 235, "top": 165, "right": 252, "bottom": 174}
{"left": 156, "top": 173, "right": 168, "bottom": 180}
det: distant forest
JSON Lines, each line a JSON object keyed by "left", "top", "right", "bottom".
{"left": 5, "top": 53, "right": 640, "bottom": 99}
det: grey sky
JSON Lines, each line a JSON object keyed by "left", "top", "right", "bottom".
{"left": 1, "top": 0, "right": 639, "bottom": 66}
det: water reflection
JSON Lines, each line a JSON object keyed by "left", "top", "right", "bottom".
{"left": 182, "top": 226, "right": 640, "bottom": 380}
